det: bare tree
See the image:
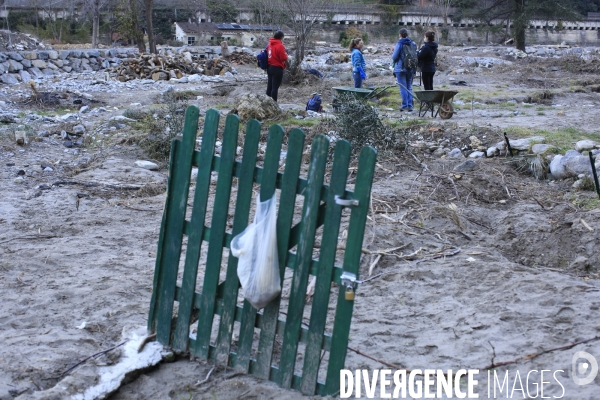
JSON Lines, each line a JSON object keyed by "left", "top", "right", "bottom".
{"left": 244, "top": 0, "right": 291, "bottom": 45}
{"left": 116, "top": 0, "right": 146, "bottom": 51}
{"left": 39, "top": 0, "right": 76, "bottom": 42}
{"left": 144, "top": 0, "right": 156, "bottom": 53}
{"left": 83, "top": 0, "right": 112, "bottom": 47}
{"left": 434, "top": 0, "right": 454, "bottom": 42}
{"left": 281, "top": 0, "right": 341, "bottom": 72}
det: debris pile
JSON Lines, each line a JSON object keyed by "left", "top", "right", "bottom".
{"left": 107, "top": 53, "right": 235, "bottom": 81}
{"left": 229, "top": 51, "right": 259, "bottom": 65}
{"left": 0, "top": 30, "right": 46, "bottom": 51}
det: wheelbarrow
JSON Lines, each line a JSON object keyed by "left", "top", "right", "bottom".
{"left": 414, "top": 90, "right": 458, "bottom": 119}
{"left": 331, "top": 85, "right": 395, "bottom": 111}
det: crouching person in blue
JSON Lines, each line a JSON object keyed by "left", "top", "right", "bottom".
{"left": 392, "top": 28, "right": 417, "bottom": 112}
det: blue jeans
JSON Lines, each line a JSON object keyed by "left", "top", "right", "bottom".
{"left": 396, "top": 71, "right": 414, "bottom": 109}
{"left": 352, "top": 71, "right": 362, "bottom": 88}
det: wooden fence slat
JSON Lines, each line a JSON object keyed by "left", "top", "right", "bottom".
{"left": 254, "top": 128, "right": 306, "bottom": 379}
{"left": 147, "top": 136, "right": 177, "bottom": 333}
{"left": 300, "top": 140, "right": 351, "bottom": 394}
{"left": 172, "top": 109, "right": 220, "bottom": 351}
{"left": 150, "top": 106, "right": 199, "bottom": 344}
{"left": 214, "top": 119, "right": 261, "bottom": 366}
{"left": 192, "top": 114, "right": 240, "bottom": 359}
{"left": 235, "top": 124, "right": 284, "bottom": 371}
{"left": 324, "top": 146, "right": 377, "bottom": 395}
{"left": 279, "top": 135, "right": 330, "bottom": 388}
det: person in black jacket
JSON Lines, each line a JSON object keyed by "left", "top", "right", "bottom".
{"left": 418, "top": 31, "right": 438, "bottom": 90}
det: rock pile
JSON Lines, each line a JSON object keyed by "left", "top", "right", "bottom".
{"left": 0, "top": 48, "right": 138, "bottom": 85}
{"left": 0, "top": 31, "right": 45, "bottom": 51}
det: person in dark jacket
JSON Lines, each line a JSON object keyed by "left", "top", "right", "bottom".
{"left": 266, "top": 30, "right": 288, "bottom": 102}
{"left": 392, "top": 28, "right": 417, "bottom": 111}
{"left": 418, "top": 30, "right": 438, "bottom": 90}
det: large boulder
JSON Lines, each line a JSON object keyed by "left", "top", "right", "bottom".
{"left": 235, "top": 94, "right": 282, "bottom": 122}
{"left": 7, "top": 59, "right": 23, "bottom": 72}
{"left": 31, "top": 59, "right": 47, "bottom": 69}
{"left": 575, "top": 139, "right": 597, "bottom": 152}
{"left": 531, "top": 144, "right": 555, "bottom": 155}
{"left": 562, "top": 150, "right": 592, "bottom": 177}
{"left": 549, "top": 154, "right": 567, "bottom": 179}
{"left": 7, "top": 52, "right": 23, "bottom": 61}
{"left": 0, "top": 74, "right": 18, "bottom": 85}
{"left": 19, "top": 70, "right": 32, "bottom": 83}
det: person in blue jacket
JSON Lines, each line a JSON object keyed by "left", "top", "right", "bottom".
{"left": 418, "top": 30, "right": 438, "bottom": 90}
{"left": 350, "top": 38, "right": 366, "bottom": 88}
{"left": 392, "top": 28, "right": 417, "bottom": 112}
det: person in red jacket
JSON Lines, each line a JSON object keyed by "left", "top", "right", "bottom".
{"left": 266, "top": 30, "right": 288, "bottom": 102}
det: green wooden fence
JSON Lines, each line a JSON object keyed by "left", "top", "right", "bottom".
{"left": 148, "top": 106, "right": 376, "bottom": 396}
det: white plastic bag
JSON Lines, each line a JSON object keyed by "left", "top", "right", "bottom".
{"left": 231, "top": 194, "right": 281, "bottom": 309}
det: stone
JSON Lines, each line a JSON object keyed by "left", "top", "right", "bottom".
{"left": 60, "top": 113, "right": 79, "bottom": 122}
{"left": 7, "top": 52, "right": 23, "bottom": 61}
{"left": 497, "top": 136, "right": 545, "bottom": 151}
{"left": 62, "top": 66, "right": 72, "bottom": 73}
{"left": 549, "top": 154, "right": 566, "bottom": 179}
{"left": 563, "top": 151, "right": 592, "bottom": 177}
{"left": 433, "top": 147, "right": 446, "bottom": 157}
{"left": 79, "top": 105, "right": 90, "bottom": 113}
{"left": 31, "top": 59, "right": 47, "bottom": 69}
{"left": 42, "top": 69, "right": 54, "bottom": 76}
{"left": 448, "top": 148, "right": 465, "bottom": 158}
{"left": 63, "top": 140, "right": 73, "bottom": 148}
{"left": 190, "top": 167, "right": 198, "bottom": 182}
{"left": 14, "top": 176, "right": 24, "bottom": 184}
{"left": 468, "top": 151, "right": 485, "bottom": 158}
{"left": 486, "top": 146, "right": 498, "bottom": 157}
{"left": 454, "top": 160, "right": 478, "bottom": 171}
{"left": 531, "top": 144, "right": 555, "bottom": 155}
{"left": 469, "top": 135, "right": 483, "bottom": 149}
{"left": 18, "top": 70, "right": 32, "bottom": 83}
{"left": 22, "top": 51, "right": 37, "bottom": 60}
{"left": 37, "top": 51, "right": 49, "bottom": 60}
{"left": 60, "top": 50, "right": 71, "bottom": 59}
{"left": 575, "top": 139, "right": 597, "bottom": 152}
{"left": 73, "top": 124, "right": 86, "bottom": 135}
{"left": 15, "top": 131, "right": 27, "bottom": 145}
{"left": 28, "top": 67, "right": 44, "bottom": 78}
{"left": 47, "top": 50, "right": 59, "bottom": 60}
{"left": 51, "top": 59, "right": 64, "bottom": 68}
{"left": 569, "top": 256, "right": 590, "bottom": 270}
{"left": 1, "top": 74, "right": 18, "bottom": 85}
{"left": 20, "top": 59, "right": 31, "bottom": 68}
{"left": 46, "top": 62, "right": 59, "bottom": 70}
{"left": 87, "top": 50, "right": 101, "bottom": 58}
{"left": 8, "top": 59, "right": 23, "bottom": 72}
{"left": 134, "top": 160, "right": 159, "bottom": 170}
{"left": 38, "top": 130, "right": 51, "bottom": 137}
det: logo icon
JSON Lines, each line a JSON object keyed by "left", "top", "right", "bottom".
{"left": 572, "top": 351, "right": 598, "bottom": 385}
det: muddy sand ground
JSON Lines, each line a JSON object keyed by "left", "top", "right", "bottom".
{"left": 1, "top": 45, "right": 600, "bottom": 399}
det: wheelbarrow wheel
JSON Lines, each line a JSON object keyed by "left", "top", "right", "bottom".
{"left": 439, "top": 102, "right": 454, "bottom": 119}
